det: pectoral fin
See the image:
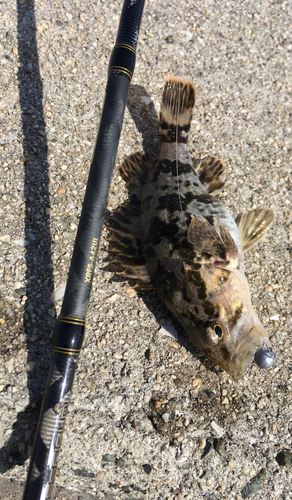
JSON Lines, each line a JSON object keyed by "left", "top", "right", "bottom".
{"left": 235, "top": 207, "right": 274, "bottom": 252}
{"left": 187, "top": 216, "right": 239, "bottom": 268}
{"left": 108, "top": 202, "right": 153, "bottom": 290}
{"left": 192, "top": 155, "right": 226, "bottom": 195}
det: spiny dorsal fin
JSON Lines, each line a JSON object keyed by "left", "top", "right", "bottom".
{"left": 235, "top": 207, "right": 274, "bottom": 252}
{"left": 119, "top": 151, "right": 147, "bottom": 195}
{"left": 193, "top": 155, "right": 226, "bottom": 195}
{"left": 160, "top": 77, "right": 195, "bottom": 143}
{"left": 187, "top": 216, "right": 239, "bottom": 268}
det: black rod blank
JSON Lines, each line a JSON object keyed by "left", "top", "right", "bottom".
{"left": 22, "top": 1, "right": 145, "bottom": 498}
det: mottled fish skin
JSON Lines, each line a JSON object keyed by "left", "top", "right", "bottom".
{"left": 109, "top": 77, "right": 274, "bottom": 380}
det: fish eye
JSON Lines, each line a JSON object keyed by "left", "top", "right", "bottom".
{"left": 214, "top": 325, "right": 223, "bottom": 338}
{"left": 205, "top": 321, "right": 224, "bottom": 346}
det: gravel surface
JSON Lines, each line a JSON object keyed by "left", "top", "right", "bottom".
{"left": 0, "top": 0, "right": 292, "bottom": 499}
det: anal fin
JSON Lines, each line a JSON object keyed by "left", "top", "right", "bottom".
{"left": 193, "top": 155, "right": 226, "bottom": 195}
{"left": 235, "top": 207, "right": 274, "bottom": 252}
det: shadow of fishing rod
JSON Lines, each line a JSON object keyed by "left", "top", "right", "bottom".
{"left": 0, "top": 0, "right": 55, "bottom": 473}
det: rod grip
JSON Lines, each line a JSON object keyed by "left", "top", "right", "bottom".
{"left": 22, "top": 318, "right": 85, "bottom": 499}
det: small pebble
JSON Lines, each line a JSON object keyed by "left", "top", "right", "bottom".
{"left": 198, "top": 437, "right": 206, "bottom": 449}
{"left": 72, "top": 468, "right": 95, "bottom": 478}
{"left": 121, "top": 485, "right": 132, "bottom": 493}
{"left": 214, "top": 438, "right": 227, "bottom": 457}
{"left": 116, "top": 458, "right": 125, "bottom": 468}
{"left": 113, "top": 428, "right": 124, "bottom": 440}
{"left": 162, "top": 412, "right": 170, "bottom": 423}
{"left": 101, "top": 454, "right": 116, "bottom": 463}
{"left": 202, "top": 440, "right": 213, "bottom": 458}
{"left": 122, "top": 287, "right": 137, "bottom": 298}
{"left": 84, "top": 379, "right": 96, "bottom": 391}
{"left": 241, "top": 468, "right": 270, "bottom": 498}
{"left": 169, "top": 340, "right": 180, "bottom": 349}
{"left": 95, "top": 427, "right": 104, "bottom": 434}
{"left": 53, "top": 403, "right": 61, "bottom": 414}
{"left": 159, "top": 323, "right": 178, "bottom": 340}
{"left": 0, "top": 234, "right": 11, "bottom": 243}
{"left": 193, "top": 378, "right": 202, "bottom": 389}
{"left": 141, "top": 95, "right": 153, "bottom": 106}
{"left": 96, "top": 471, "right": 106, "bottom": 479}
{"left": 48, "top": 308, "right": 55, "bottom": 318}
{"left": 5, "top": 358, "right": 14, "bottom": 373}
{"left": 105, "top": 293, "right": 119, "bottom": 303}
{"left": 143, "top": 463, "right": 152, "bottom": 474}
{"left": 132, "top": 484, "right": 146, "bottom": 494}
{"left": 179, "top": 462, "right": 192, "bottom": 470}
{"left": 211, "top": 421, "right": 224, "bottom": 436}
{"left": 256, "top": 397, "right": 267, "bottom": 410}
{"left": 103, "top": 272, "right": 113, "bottom": 280}
{"left": 50, "top": 283, "right": 66, "bottom": 302}
{"left": 206, "top": 389, "right": 216, "bottom": 398}
{"left": 174, "top": 377, "right": 183, "bottom": 387}
{"left": 26, "top": 361, "right": 35, "bottom": 372}
{"left": 276, "top": 450, "right": 292, "bottom": 466}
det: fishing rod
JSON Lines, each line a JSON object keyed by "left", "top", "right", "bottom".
{"left": 22, "top": 1, "right": 145, "bottom": 498}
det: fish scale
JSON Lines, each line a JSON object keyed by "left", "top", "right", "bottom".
{"left": 108, "top": 76, "right": 275, "bottom": 380}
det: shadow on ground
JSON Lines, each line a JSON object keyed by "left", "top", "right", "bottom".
{"left": 0, "top": 0, "right": 55, "bottom": 472}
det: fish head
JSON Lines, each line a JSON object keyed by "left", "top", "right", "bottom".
{"left": 174, "top": 264, "right": 275, "bottom": 381}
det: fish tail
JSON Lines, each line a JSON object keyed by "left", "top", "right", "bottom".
{"left": 160, "top": 77, "right": 195, "bottom": 144}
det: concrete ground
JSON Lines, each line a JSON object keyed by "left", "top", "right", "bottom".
{"left": 0, "top": 0, "right": 291, "bottom": 499}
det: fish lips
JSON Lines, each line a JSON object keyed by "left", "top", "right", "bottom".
{"left": 224, "top": 324, "right": 274, "bottom": 381}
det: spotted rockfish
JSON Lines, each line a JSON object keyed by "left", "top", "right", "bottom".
{"left": 108, "top": 77, "right": 275, "bottom": 380}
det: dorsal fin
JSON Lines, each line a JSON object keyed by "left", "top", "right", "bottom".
{"left": 119, "top": 151, "right": 147, "bottom": 195}
{"left": 187, "top": 216, "right": 239, "bottom": 268}
{"left": 192, "top": 155, "right": 226, "bottom": 195}
{"left": 235, "top": 207, "right": 274, "bottom": 252}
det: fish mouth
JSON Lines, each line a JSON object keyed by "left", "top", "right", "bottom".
{"left": 224, "top": 324, "right": 273, "bottom": 381}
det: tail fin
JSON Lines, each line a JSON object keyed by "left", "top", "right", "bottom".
{"left": 160, "top": 77, "right": 195, "bottom": 144}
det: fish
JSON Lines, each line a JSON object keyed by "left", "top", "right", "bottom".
{"left": 108, "top": 77, "right": 275, "bottom": 381}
